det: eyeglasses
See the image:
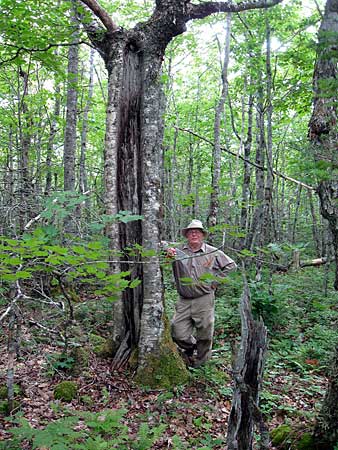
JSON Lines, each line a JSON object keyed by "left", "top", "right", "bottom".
{"left": 187, "top": 229, "right": 203, "bottom": 235}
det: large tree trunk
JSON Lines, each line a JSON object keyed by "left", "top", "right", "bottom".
{"left": 313, "top": 345, "right": 338, "bottom": 449}
{"left": 100, "top": 33, "right": 189, "bottom": 385}
{"left": 309, "top": 0, "right": 338, "bottom": 447}
{"left": 309, "top": 0, "right": 338, "bottom": 290}
{"left": 80, "top": 0, "right": 283, "bottom": 386}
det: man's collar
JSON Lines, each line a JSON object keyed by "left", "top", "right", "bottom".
{"left": 183, "top": 242, "right": 206, "bottom": 252}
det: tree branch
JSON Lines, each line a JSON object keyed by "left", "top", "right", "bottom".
{"left": 188, "top": 0, "right": 283, "bottom": 20}
{"left": 176, "top": 127, "right": 315, "bottom": 191}
{"left": 79, "top": 0, "right": 118, "bottom": 32}
{"left": 0, "top": 41, "right": 91, "bottom": 67}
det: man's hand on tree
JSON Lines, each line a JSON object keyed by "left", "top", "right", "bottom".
{"left": 166, "top": 247, "right": 177, "bottom": 259}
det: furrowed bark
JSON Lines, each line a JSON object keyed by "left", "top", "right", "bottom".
{"left": 79, "top": 0, "right": 285, "bottom": 382}
{"left": 309, "top": 1, "right": 338, "bottom": 446}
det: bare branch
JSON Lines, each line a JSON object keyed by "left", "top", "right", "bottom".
{"left": 79, "top": 0, "right": 118, "bottom": 32}
{"left": 177, "top": 127, "right": 315, "bottom": 191}
{"left": 188, "top": 0, "right": 283, "bottom": 20}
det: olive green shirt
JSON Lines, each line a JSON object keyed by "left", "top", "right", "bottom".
{"left": 173, "top": 242, "right": 237, "bottom": 299}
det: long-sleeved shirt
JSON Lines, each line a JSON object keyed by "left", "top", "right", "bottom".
{"left": 172, "top": 242, "right": 237, "bottom": 299}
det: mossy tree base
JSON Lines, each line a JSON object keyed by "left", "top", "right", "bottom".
{"left": 134, "top": 345, "right": 189, "bottom": 389}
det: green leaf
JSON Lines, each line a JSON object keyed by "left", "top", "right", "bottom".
{"left": 129, "top": 279, "right": 141, "bottom": 288}
{"left": 179, "top": 277, "right": 193, "bottom": 285}
{"left": 15, "top": 271, "right": 32, "bottom": 279}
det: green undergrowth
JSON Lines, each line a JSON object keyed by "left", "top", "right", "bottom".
{"left": 179, "top": 265, "right": 337, "bottom": 422}
{"left": 0, "top": 409, "right": 167, "bottom": 450}
{"left": 1, "top": 257, "right": 336, "bottom": 448}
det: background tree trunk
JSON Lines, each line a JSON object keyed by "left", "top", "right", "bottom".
{"left": 79, "top": 47, "right": 95, "bottom": 211}
{"left": 63, "top": 6, "right": 79, "bottom": 193}
{"left": 208, "top": 13, "right": 232, "bottom": 240}
{"left": 45, "top": 80, "right": 61, "bottom": 195}
{"left": 17, "top": 68, "right": 32, "bottom": 233}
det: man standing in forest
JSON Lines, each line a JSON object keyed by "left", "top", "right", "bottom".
{"left": 167, "top": 220, "right": 237, "bottom": 368}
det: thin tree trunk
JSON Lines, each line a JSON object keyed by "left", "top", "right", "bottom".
{"left": 263, "top": 12, "right": 274, "bottom": 244}
{"left": 247, "top": 83, "right": 265, "bottom": 251}
{"left": 45, "top": 73, "right": 61, "bottom": 195}
{"left": 241, "top": 89, "right": 253, "bottom": 249}
{"left": 208, "top": 13, "right": 231, "bottom": 238}
{"left": 307, "top": 189, "right": 322, "bottom": 257}
{"left": 291, "top": 185, "right": 302, "bottom": 244}
{"left": 63, "top": 1, "right": 79, "bottom": 200}
{"left": 79, "top": 48, "right": 95, "bottom": 211}
{"left": 2, "top": 127, "right": 14, "bottom": 234}
{"left": 17, "top": 67, "right": 32, "bottom": 233}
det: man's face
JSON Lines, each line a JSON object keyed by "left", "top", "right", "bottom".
{"left": 186, "top": 228, "right": 204, "bottom": 247}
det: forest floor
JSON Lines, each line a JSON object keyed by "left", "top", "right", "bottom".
{"left": 0, "top": 332, "right": 328, "bottom": 449}
{"left": 0, "top": 266, "right": 336, "bottom": 449}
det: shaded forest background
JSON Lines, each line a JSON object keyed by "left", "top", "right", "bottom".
{"left": 0, "top": 0, "right": 337, "bottom": 449}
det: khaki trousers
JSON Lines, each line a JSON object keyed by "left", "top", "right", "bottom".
{"left": 171, "top": 292, "right": 215, "bottom": 365}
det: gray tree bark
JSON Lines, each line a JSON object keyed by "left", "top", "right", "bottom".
{"left": 17, "top": 68, "right": 32, "bottom": 233}
{"left": 45, "top": 80, "right": 61, "bottom": 195}
{"left": 247, "top": 83, "right": 265, "bottom": 251}
{"left": 263, "top": 12, "right": 275, "bottom": 244}
{"left": 79, "top": 47, "right": 95, "bottom": 214}
{"left": 309, "top": 1, "right": 338, "bottom": 447}
{"left": 79, "top": 0, "right": 283, "bottom": 383}
{"left": 308, "top": 0, "right": 338, "bottom": 290}
{"left": 63, "top": 2, "right": 79, "bottom": 195}
{"left": 240, "top": 88, "right": 253, "bottom": 249}
{"left": 307, "top": 190, "right": 322, "bottom": 257}
{"left": 208, "top": 13, "right": 232, "bottom": 240}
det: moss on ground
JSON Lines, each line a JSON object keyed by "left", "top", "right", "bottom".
{"left": 271, "top": 424, "right": 293, "bottom": 448}
{"left": 89, "top": 333, "right": 113, "bottom": 357}
{"left": 69, "top": 346, "right": 90, "bottom": 375}
{"left": 271, "top": 425, "right": 316, "bottom": 450}
{"left": 296, "top": 432, "right": 315, "bottom": 450}
{"left": 54, "top": 381, "right": 78, "bottom": 402}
